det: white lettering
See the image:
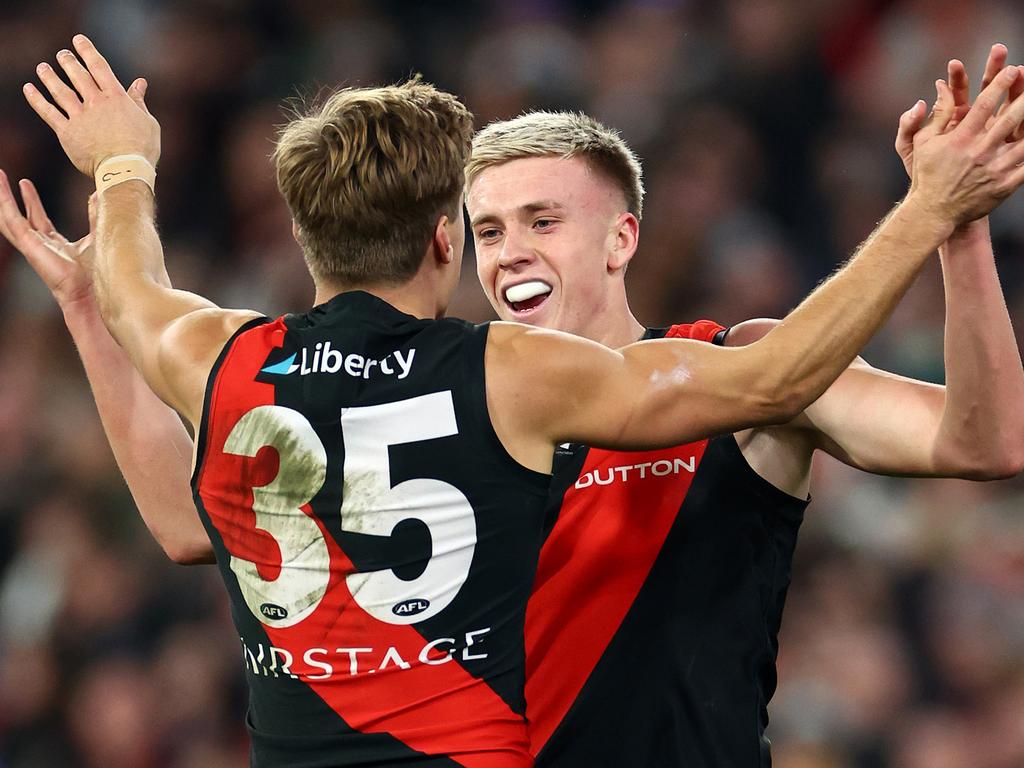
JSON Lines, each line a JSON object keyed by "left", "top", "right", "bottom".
{"left": 269, "top": 646, "right": 296, "bottom": 678}
{"left": 593, "top": 468, "right": 614, "bottom": 486}
{"left": 652, "top": 460, "right": 673, "bottom": 477}
{"left": 322, "top": 342, "right": 343, "bottom": 373}
{"left": 575, "top": 472, "right": 594, "bottom": 489}
{"left": 378, "top": 646, "right": 411, "bottom": 671}
{"left": 363, "top": 359, "right": 378, "bottom": 378}
{"left": 344, "top": 353, "right": 365, "bottom": 377}
{"left": 380, "top": 357, "right": 395, "bottom": 375}
{"left": 393, "top": 349, "right": 416, "bottom": 379}
{"left": 635, "top": 461, "right": 652, "bottom": 478}
{"left": 675, "top": 456, "right": 695, "bottom": 473}
{"left": 304, "top": 648, "right": 333, "bottom": 680}
{"left": 463, "top": 628, "right": 490, "bottom": 661}
{"left": 419, "top": 637, "right": 456, "bottom": 665}
{"left": 338, "top": 647, "right": 373, "bottom": 676}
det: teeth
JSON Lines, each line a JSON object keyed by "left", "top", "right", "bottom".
{"left": 505, "top": 281, "right": 552, "bottom": 304}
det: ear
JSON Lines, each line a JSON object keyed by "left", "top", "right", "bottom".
{"left": 432, "top": 215, "right": 455, "bottom": 265}
{"left": 292, "top": 219, "right": 302, "bottom": 246}
{"left": 608, "top": 212, "right": 639, "bottom": 272}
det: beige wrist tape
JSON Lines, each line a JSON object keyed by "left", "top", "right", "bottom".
{"left": 94, "top": 154, "right": 157, "bottom": 193}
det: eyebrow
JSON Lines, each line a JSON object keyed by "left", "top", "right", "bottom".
{"left": 470, "top": 200, "right": 566, "bottom": 229}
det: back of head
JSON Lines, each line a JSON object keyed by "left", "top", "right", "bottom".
{"left": 274, "top": 79, "right": 474, "bottom": 286}
{"left": 467, "top": 111, "right": 645, "bottom": 219}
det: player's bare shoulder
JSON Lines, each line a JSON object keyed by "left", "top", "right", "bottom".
{"left": 157, "top": 307, "right": 266, "bottom": 425}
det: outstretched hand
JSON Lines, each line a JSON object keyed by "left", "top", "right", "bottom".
{"left": 0, "top": 171, "right": 96, "bottom": 309}
{"left": 896, "top": 43, "right": 1024, "bottom": 178}
{"left": 23, "top": 34, "right": 159, "bottom": 176}
{"left": 906, "top": 61, "right": 1024, "bottom": 229}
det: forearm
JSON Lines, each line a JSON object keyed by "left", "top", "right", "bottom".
{"left": 93, "top": 182, "right": 170, "bottom": 349}
{"left": 63, "top": 297, "right": 214, "bottom": 563}
{"left": 936, "top": 220, "right": 1024, "bottom": 475}
{"left": 750, "top": 197, "right": 951, "bottom": 417}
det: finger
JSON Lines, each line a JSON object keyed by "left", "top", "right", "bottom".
{"left": 35, "top": 62, "right": 81, "bottom": 116}
{"left": 55, "top": 48, "right": 100, "bottom": 100}
{"left": 0, "top": 171, "right": 18, "bottom": 244}
{"left": 22, "top": 82, "right": 68, "bottom": 133}
{"left": 980, "top": 43, "right": 1008, "bottom": 91}
{"left": 128, "top": 78, "right": 151, "bottom": 113}
{"left": 918, "top": 79, "right": 957, "bottom": 140}
{"left": 0, "top": 170, "right": 33, "bottom": 249}
{"left": 949, "top": 59, "right": 969, "bottom": 108}
{"left": 19, "top": 179, "right": 59, "bottom": 237}
{"left": 987, "top": 84, "right": 1024, "bottom": 148}
{"left": 72, "top": 34, "right": 125, "bottom": 92}
{"left": 958, "top": 65, "right": 1019, "bottom": 134}
{"left": 896, "top": 100, "right": 927, "bottom": 149}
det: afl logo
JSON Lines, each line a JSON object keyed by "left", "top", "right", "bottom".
{"left": 392, "top": 598, "right": 430, "bottom": 617}
{"left": 260, "top": 603, "right": 289, "bottom": 621}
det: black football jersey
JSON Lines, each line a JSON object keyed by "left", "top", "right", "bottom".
{"left": 526, "top": 322, "right": 810, "bottom": 767}
{"left": 192, "top": 291, "right": 549, "bottom": 768}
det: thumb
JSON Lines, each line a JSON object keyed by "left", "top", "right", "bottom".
{"left": 919, "top": 79, "right": 956, "bottom": 139}
{"left": 128, "top": 78, "right": 150, "bottom": 113}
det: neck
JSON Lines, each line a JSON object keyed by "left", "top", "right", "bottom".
{"left": 314, "top": 268, "right": 447, "bottom": 320}
{"left": 591, "top": 311, "right": 647, "bottom": 348}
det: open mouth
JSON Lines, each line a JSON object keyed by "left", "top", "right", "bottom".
{"left": 503, "top": 280, "right": 552, "bottom": 316}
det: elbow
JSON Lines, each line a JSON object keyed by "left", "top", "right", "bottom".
{"left": 746, "top": 383, "right": 807, "bottom": 427}
{"left": 971, "top": 453, "right": 1024, "bottom": 481}
{"left": 942, "top": 443, "right": 1024, "bottom": 481}
{"left": 164, "top": 537, "right": 215, "bottom": 565}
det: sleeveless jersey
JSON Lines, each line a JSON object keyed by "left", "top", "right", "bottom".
{"left": 191, "top": 291, "right": 550, "bottom": 768}
{"left": 526, "top": 322, "right": 810, "bottom": 767}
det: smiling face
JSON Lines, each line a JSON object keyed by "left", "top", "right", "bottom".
{"left": 467, "top": 155, "right": 639, "bottom": 341}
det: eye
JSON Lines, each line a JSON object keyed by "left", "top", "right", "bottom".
{"left": 476, "top": 228, "right": 501, "bottom": 242}
{"left": 534, "top": 218, "right": 555, "bottom": 230}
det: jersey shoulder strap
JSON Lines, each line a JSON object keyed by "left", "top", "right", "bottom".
{"left": 664, "top": 319, "right": 728, "bottom": 344}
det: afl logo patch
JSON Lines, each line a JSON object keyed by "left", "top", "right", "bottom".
{"left": 260, "top": 603, "right": 288, "bottom": 621}
{"left": 392, "top": 598, "right": 430, "bottom": 617}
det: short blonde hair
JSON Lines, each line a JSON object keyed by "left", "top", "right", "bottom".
{"left": 273, "top": 79, "right": 474, "bottom": 285}
{"left": 467, "top": 111, "right": 645, "bottom": 218}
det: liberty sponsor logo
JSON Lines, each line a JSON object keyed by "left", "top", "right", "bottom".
{"left": 261, "top": 342, "right": 416, "bottom": 380}
{"left": 575, "top": 456, "right": 696, "bottom": 489}
{"left": 241, "top": 627, "right": 490, "bottom": 680}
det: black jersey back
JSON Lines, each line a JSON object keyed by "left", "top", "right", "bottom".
{"left": 191, "top": 291, "right": 549, "bottom": 768}
{"left": 525, "top": 322, "right": 810, "bottom": 767}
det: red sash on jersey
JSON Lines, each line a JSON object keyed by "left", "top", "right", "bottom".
{"left": 524, "top": 321, "right": 725, "bottom": 755}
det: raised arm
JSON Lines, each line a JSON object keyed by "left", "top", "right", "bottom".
{"left": 487, "top": 65, "right": 1024, "bottom": 472}
{"left": 0, "top": 174, "right": 213, "bottom": 562}
{"left": 20, "top": 35, "right": 259, "bottom": 426}
{"left": 723, "top": 50, "right": 1024, "bottom": 480}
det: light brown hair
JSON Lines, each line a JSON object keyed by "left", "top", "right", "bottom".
{"left": 273, "top": 79, "right": 474, "bottom": 285}
{"left": 467, "top": 111, "right": 644, "bottom": 218}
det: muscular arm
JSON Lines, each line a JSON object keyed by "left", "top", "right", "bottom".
{"left": 726, "top": 229, "right": 1024, "bottom": 481}
{"left": 754, "top": 221, "right": 1024, "bottom": 479}
{"left": 487, "top": 197, "right": 961, "bottom": 473}
{"left": 0, "top": 174, "right": 213, "bottom": 563}
{"left": 21, "top": 35, "right": 259, "bottom": 426}
{"left": 63, "top": 298, "right": 215, "bottom": 563}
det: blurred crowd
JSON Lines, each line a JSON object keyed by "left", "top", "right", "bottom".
{"left": 1, "top": 1, "right": 1023, "bottom": 766}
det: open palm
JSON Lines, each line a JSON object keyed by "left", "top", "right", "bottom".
{"left": 0, "top": 171, "right": 96, "bottom": 309}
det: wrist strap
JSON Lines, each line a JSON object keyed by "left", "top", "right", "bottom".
{"left": 95, "top": 154, "right": 156, "bottom": 193}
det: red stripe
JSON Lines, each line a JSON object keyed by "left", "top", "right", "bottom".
{"left": 196, "top": 322, "right": 529, "bottom": 768}
{"left": 524, "top": 320, "right": 723, "bottom": 755}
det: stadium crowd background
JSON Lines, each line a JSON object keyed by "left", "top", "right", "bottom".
{"left": 1, "top": 1, "right": 1023, "bottom": 766}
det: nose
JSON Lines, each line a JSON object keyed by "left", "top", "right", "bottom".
{"left": 496, "top": 230, "right": 534, "bottom": 272}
